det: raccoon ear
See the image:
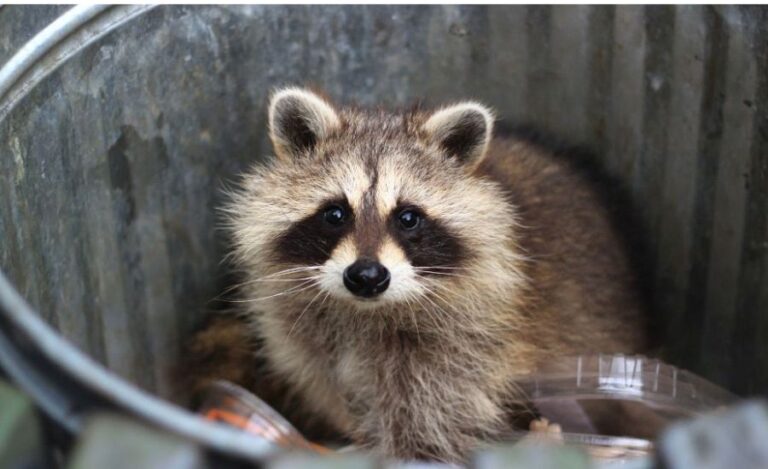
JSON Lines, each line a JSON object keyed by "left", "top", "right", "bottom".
{"left": 422, "top": 102, "right": 494, "bottom": 168}
{"left": 268, "top": 87, "right": 341, "bottom": 160}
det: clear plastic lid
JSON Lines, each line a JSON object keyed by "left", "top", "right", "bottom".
{"left": 196, "top": 380, "right": 332, "bottom": 454}
{"left": 194, "top": 355, "right": 738, "bottom": 465}
{"left": 516, "top": 354, "right": 736, "bottom": 412}
{"left": 507, "top": 354, "right": 737, "bottom": 465}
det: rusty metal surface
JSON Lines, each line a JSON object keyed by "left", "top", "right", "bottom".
{"left": 0, "top": 5, "right": 766, "bottom": 401}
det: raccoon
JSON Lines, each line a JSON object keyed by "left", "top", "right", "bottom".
{"left": 185, "top": 87, "right": 648, "bottom": 462}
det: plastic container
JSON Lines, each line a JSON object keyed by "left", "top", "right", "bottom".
{"left": 197, "top": 380, "right": 332, "bottom": 455}
{"left": 508, "top": 355, "right": 737, "bottom": 464}
{"left": 191, "top": 355, "right": 737, "bottom": 465}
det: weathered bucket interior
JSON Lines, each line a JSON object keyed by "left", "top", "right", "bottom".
{"left": 0, "top": 4, "right": 767, "bottom": 408}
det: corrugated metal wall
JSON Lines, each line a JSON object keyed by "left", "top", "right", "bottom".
{"left": 0, "top": 5, "right": 766, "bottom": 396}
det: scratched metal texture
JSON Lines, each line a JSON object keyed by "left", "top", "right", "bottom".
{"left": 0, "top": 5, "right": 71, "bottom": 67}
{"left": 0, "top": 5, "right": 766, "bottom": 397}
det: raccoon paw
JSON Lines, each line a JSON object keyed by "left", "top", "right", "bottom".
{"left": 528, "top": 417, "right": 562, "bottom": 434}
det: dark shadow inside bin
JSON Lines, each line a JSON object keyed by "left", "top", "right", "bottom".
{"left": 1, "top": 4, "right": 767, "bottom": 438}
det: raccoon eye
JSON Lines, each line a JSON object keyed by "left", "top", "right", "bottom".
{"left": 398, "top": 209, "right": 421, "bottom": 231}
{"left": 323, "top": 205, "right": 347, "bottom": 226}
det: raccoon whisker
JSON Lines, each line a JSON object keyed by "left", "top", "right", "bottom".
{"left": 419, "top": 278, "right": 495, "bottom": 313}
{"left": 417, "top": 283, "right": 496, "bottom": 337}
{"left": 408, "top": 293, "right": 445, "bottom": 335}
{"left": 209, "top": 280, "right": 272, "bottom": 303}
{"left": 413, "top": 266, "right": 473, "bottom": 277}
{"left": 218, "top": 250, "right": 238, "bottom": 267}
{"left": 287, "top": 288, "right": 327, "bottom": 338}
{"left": 416, "top": 286, "right": 455, "bottom": 320}
{"left": 418, "top": 277, "right": 463, "bottom": 299}
{"left": 268, "top": 265, "right": 323, "bottom": 273}
{"left": 413, "top": 266, "right": 469, "bottom": 271}
{"left": 230, "top": 275, "right": 324, "bottom": 288}
{"left": 415, "top": 271, "right": 473, "bottom": 280}
{"left": 225, "top": 279, "right": 319, "bottom": 303}
{"left": 402, "top": 294, "right": 421, "bottom": 344}
{"left": 263, "top": 265, "right": 324, "bottom": 278}
{"left": 411, "top": 287, "right": 458, "bottom": 335}
{"left": 254, "top": 276, "right": 325, "bottom": 283}
{"left": 212, "top": 274, "right": 323, "bottom": 299}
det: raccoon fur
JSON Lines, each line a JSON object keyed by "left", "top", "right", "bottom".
{"left": 184, "top": 87, "right": 648, "bottom": 462}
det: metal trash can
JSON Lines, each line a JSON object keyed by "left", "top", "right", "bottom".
{"left": 0, "top": 4, "right": 766, "bottom": 465}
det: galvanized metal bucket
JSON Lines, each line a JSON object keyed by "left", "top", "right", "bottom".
{"left": 0, "top": 4, "right": 766, "bottom": 464}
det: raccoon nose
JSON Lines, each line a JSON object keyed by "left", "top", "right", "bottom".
{"left": 343, "top": 259, "right": 390, "bottom": 298}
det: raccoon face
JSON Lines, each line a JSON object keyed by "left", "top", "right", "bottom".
{"left": 231, "top": 88, "right": 516, "bottom": 310}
